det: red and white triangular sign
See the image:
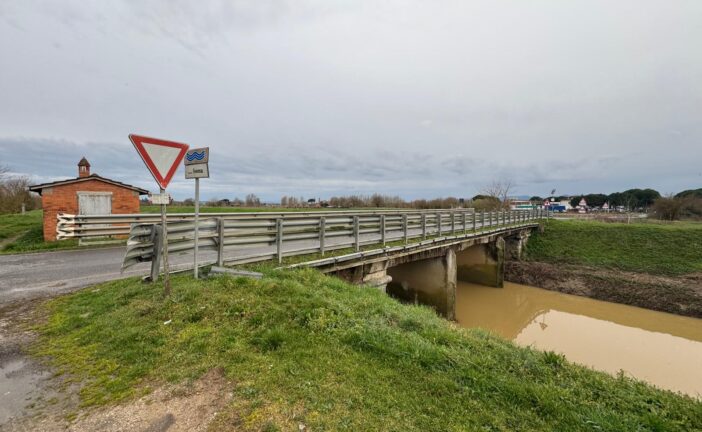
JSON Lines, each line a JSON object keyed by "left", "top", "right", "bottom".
{"left": 129, "top": 134, "right": 189, "bottom": 190}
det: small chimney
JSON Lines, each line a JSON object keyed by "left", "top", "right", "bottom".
{"left": 78, "top": 157, "right": 91, "bottom": 178}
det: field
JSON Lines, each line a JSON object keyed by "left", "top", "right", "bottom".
{"left": 0, "top": 210, "right": 79, "bottom": 253}
{"left": 525, "top": 219, "right": 702, "bottom": 275}
{"left": 32, "top": 269, "right": 701, "bottom": 431}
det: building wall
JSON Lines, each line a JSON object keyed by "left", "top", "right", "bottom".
{"left": 40, "top": 180, "right": 142, "bottom": 241}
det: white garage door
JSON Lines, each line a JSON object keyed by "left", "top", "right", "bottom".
{"left": 78, "top": 192, "right": 112, "bottom": 215}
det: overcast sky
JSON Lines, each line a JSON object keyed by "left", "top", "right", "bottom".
{"left": 1, "top": 1, "right": 700, "bottom": 201}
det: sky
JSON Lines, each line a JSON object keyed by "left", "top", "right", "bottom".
{"left": 1, "top": 0, "right": 701, "bottom": 201}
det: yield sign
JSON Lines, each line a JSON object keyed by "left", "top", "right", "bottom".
{"left": 129, "top": 134, "right": 189, "bottom": 189}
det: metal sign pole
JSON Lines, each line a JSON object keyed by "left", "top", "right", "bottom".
{"left": 194, "top": 177, "right": 200, "bottom": 279}
{"left": 160, "top": 187, "right": 171, "bottom": 296}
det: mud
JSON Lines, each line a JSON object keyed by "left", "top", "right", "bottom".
{"left": 505, "top": 261, "right": 702, "bottom": 318}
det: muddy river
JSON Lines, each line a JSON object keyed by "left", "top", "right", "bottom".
{"left": 456, "top": 281, "right": 702, "bottom": 398}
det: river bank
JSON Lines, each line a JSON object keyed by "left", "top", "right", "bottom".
{"left": 506, "top": 261, "right": 702, "bottom": 318}
{"left": 2, "top": 269, "right": 701, "bottom": 431}
{"left": 506, "top": 219, "right": 702, "bottom": 318}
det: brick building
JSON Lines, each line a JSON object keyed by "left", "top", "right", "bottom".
{"left": 29, "top": 158, "right": 149, "bottom": 241}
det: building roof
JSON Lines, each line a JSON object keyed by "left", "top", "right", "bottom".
{"left": 29, "top": 174, "right": 149, "bottom": 195}
{"left": 78, "top": 157, "right": 91, "bottom": 167}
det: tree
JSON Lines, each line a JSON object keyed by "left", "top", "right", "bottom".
{"left": 481, "top": 179, "right": 513, "bottom": 209}
{"left": 529, "top": 196, "right": 543, "bottom": 203}
{"left": 675, "top": 188, "right": 702, "bottom": 199}
{"left": 245, "top": 193, "right": 261, "bottom": 206}
{"left": 0, "top": 166, "right": 38, "bottom": 214}
{"left": 652, "top": 196, "right": 686, "bottom": 221}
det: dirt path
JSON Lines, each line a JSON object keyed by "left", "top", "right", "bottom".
{"left": 506, "top": 261, "right": 702, "bottom": 318}
{"left": 0, "top": 299, "right": 235, "bottom": 432}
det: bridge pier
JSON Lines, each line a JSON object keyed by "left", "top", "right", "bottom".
{"left": 456, "top": 238, "right": 505, "bottom": 288}
{"left": 386, "top": 249, "right": 457, "bottom": 320}
{"left": 320, "top": 226, "right": 536, "bottom": 320}
{"left": 505, "top": 231, "right": 530, "bottom": 260}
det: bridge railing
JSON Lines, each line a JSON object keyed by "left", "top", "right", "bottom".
{"left": 112, "top": 208, "right": 547, "bottom": 273}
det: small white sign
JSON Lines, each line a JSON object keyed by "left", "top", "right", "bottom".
{"left": 185, "top": 164, "right": 209, "bottom": 179}
{"left": 150, "top": 193, "right": 171, "bottom": 205}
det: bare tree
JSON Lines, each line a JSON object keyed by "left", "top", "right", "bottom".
{"left": 245, "top": 193, "right": 261, "bottom": 207}
{"left": 0, "top": 166, "right": 38, "bottom": 214}
{"left": 481, "top": 179, "right": 513, "bottom": 209}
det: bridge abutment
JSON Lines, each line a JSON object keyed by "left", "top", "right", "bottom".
{"left": 456, "top": 238, "right": 505, "bottom": 288}
{"left": 386, "top": 249, "right": 456, "bottom": 320}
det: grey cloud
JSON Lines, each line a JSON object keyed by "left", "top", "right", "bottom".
{"left": 0, "top": 1, "right": 701, "bottom": 200}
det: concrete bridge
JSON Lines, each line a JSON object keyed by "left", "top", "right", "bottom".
{"left": 291, "top": 224, "right": 538, "bottom": 320}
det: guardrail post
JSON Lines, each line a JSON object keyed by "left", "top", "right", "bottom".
{"left": 472, "top": 211, "right": 476, "bottom": 232}
{"left": 381, "top": 215, "right": 386, "bottom": 246}
{"left": 217, "top": 218, "right": 224, "bottom": 266}
{"left": 403, "top": 214, "right": 408, "bottom": 244}
{"left": 481, "top": 211, "right": 485, "bottom": 231}
{"left": 320, "top": 216, "right": 326, "bottom": 256}
{"left": 149, "top": 224, "right": 163, "bottom": 282}
{"left": 462, "top": 211, "right": 467, "bottom": 234}
{"left": 421, "top": 213, "right": 427, "bottom": 239}
{"left": 436, "top": 212, "right": 442, "bottom": 236}
{"left": 354, "top": 216, "right": 360, "bottom": 252}
{"left": 276, "top": 218, "right": 283, "bottom": 264}
{"left": 451, "top": 211, "right": 456, "bottom": 234}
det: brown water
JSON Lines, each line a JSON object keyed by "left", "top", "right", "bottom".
{"left": 456, "top": 281, "right": 702, "bottom": 397}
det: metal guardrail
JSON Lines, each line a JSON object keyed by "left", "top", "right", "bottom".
{"left": 57, "top": 209, "right": 464, "bottom": 240}
{"left": 116, "top": 208, "right": 547, "bottom": 273}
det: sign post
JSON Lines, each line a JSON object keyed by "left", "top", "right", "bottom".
{"left": 129, "top": 134, "right": 189, "bottom": 296}
{"left": 184, "top": 148, "right": 210, "bottom": 279}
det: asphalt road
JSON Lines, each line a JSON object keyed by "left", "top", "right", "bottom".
{"left": 0, "top": 228, "right": 431, "bottom": 304}
{"left": 0, "top": 215, "right": 519, "bottom": 305}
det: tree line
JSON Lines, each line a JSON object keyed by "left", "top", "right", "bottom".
{"left": 529, "top": 188, "right": 662, "bottom": 210}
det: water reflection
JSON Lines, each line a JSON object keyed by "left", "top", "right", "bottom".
{"left": 456, "top": 281, "right": 702, "bottom": 397}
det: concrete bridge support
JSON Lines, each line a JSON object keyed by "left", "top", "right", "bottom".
{"left": 505, "top": 231, "right": 531, "bottom": 261}
{"left": 386, "top": 249, "right": 457, "bottom": 320}
{"left": 320, "top": 226, "right": 536, "bottom": 320}
{"left": 456, "top": 238, "right": 505, "bottom": 288}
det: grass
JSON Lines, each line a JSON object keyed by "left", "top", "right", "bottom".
{"left": 525, "top": 219, "right": 702, "bottom": 275}
{"left": 32, "top": 269, "right": 701, "bottom": 431}
{"left": 0, "top": 210, "right": 80, "bottom": 253}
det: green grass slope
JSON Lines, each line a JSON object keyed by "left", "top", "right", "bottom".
{"left": 525, "top": 219, "right": 702, "bottom": 275}
{"left": 0, "top": 210, "right": 80, "bottom": 253}
{"left": 34, "top": 270, "right": 701, "bottom": 431}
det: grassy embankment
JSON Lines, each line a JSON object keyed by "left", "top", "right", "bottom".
{"left": 0, "top": 210, "right": 79, "bottom": 254}
{"left": 507, "top": 219, "right": 702, "bottom": 317}
{"left": 525, "top": 219, "right": 702, "bottom": 276}
{"left": 33, "top": 269, "right": 701, "bottom": 431}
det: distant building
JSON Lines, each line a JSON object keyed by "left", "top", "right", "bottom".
{"left": 29, "top": 158, "right": 148, "bottom": 241}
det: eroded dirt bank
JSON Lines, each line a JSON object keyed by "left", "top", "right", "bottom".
{"left": 505, "top": 261, "right": 702, "bottom": 318}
